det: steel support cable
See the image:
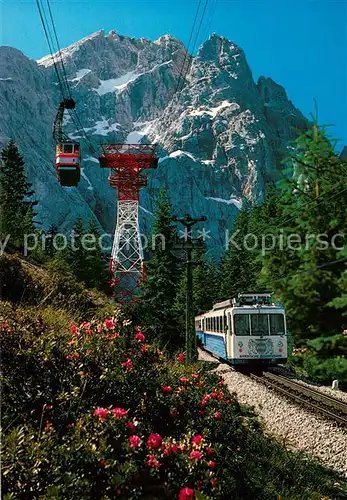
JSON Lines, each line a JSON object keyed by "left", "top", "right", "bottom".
{"left": 176, "top": 0, "right": 209, "bottom": 96}
{"left": 45, "top": 0, "right": 72, "bottom": 100}
{"left": 36, "top": 0, "right": 66, "bottom": 99}
{"left": 171, "top": 0, "right": 203, "bottom": 107}
{"left": 45, "top": 0, "right": 97, "bottom": 154}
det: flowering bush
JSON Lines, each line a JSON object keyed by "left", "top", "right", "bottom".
{"left": 2, "top": 303, "right": 346, "bottom": 499}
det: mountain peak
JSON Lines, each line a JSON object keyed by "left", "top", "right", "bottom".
{"left": 197, "top": 33, "right": 242, "bottom": 63}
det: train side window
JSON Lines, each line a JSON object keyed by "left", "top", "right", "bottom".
{"left": 234, "top": 314, "right": 250, "bottom": 335}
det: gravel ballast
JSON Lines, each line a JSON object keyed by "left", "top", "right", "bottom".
{"left": 198, "top": 348, "right": 347, "bottom": 476}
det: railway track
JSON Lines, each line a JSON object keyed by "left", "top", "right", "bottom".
{"left": 199, "top": 347, "right": 347, "bottom": 426}
{"left": 251, "top": 371, "right": 347, "bottom": 427}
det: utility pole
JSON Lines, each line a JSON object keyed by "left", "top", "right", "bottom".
{"left": 173, "top": 214, "right": 207, "bottom": 362}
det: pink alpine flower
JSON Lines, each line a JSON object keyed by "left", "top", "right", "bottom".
{"left": 163, "top": 444, "right": 179, "bottom": 455}
{"left": 161, "top": 385, "right": 172, "bottom": 393}
{"left": 99, "top": 459, "right": 107, "bottom": 466}
{"left": 80, "top": 321, "right": 90, "bottom": 330}
{"left": 66, "top": 352, "right": 80, "bottom": 361}
{"left": 141, "top": 345, "right": 149, "bottom": 353}
{"left": 208, "top": 460, "right": 216, "bottom": 469}
{"left": 125, "top": 420, "right": 136, "bottom": 431}
{"left": 129, "top": 435, "right": 141, "bottom": 449}
{"left": 103, "top": 318, "right": 115, "bottom": 329}
{"left": 112, "top": 407, "right": 128, "bottom": 419}
{"left": 121, "top": 358, "right": 133, "bottom": 371}
{"left": 189, "top": 450, "right": 202, "bottom": 460}
{"left": 178, "top": 487, "right": 195, "bottom": 500}
{"left": 191, "top": 435, "right": 203, "bottom": 446}
{"left": 205, "top": 447, "right": 215, "bottom": 456}
{"left": 135, "top": 331, "right": 145, "bottom": 343}
{"left": 180, "top": 377, "right": 190, "bottom": 385}
{"left": 147, "top": 455, "right": 160, "bottom": 468}
{"left": 191, "top": 373, "right": 199, "bottom": 380}
{"left": 70, "top": 323, "right": 78, "bottom": 335}
{"left": 147, "top": 433, "right": 162, "bottom": 450}
{"left": 214, "top": 411, "right": 222, "bottom": 419}
{"left": 177, "top": 352, "right": 186, "bottom": 363}
{"left": 93, "top": 407, "right": 108, "bottom": 420}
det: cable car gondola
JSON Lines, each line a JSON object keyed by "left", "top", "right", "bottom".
{"left": 53, "top": 98, "right": 81, "bottom": 187}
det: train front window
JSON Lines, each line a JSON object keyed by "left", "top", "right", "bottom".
{"left": 250, "top": 314, "right": 269, "bottom": 336}
{"left": 234, "top": 314, "right": 250, "bottom": 335}
{"left": 269, "top": 314, "right": 285, "bottom": 335}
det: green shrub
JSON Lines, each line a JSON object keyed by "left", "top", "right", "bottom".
{"left": 1, "top": 308, "right": 346, "bottom": 499}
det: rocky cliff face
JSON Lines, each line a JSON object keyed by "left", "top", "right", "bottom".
{"left": 0, "top": 30, "right": 307, "bottom": 257}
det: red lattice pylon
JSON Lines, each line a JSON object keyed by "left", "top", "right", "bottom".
{"left": 99, "top": 144, "right": 157, "bottom": 302}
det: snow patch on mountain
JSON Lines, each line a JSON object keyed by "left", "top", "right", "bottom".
{"left": 94, "top": 71, "right": 140, "bottom": 96}
{"left": 92, "top": 118, "right": 120, "bottom": 136}
{"left": 85, "top": 156, "right": 100, "bottom": 164}
{"left": 69, "top": 68, "right": 92, "bottom": 82}
{"left": 158, "top": 150, "right": 197, "bottom": 163}
{"left": 126, "top": 121, "right": 154, "bottom": 144}
{"left": 187, "top": 101, "right": 238, "bottom": 118}
{"left": 205, "top": 196, "right": 243, "bottom": 210}
{"left": 81, "top": 168, "right": 94, "bottom": 190}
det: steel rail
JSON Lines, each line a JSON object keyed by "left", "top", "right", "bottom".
{"left": 198, "top": 347, "right": 347, "bottom": 426}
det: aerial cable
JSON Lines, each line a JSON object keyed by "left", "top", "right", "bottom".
{"left": 176, "top": 0, "right": 210, "bottom": 97}
{"left": 45, "top": 0, "right": 72, "bottom": 100}
{"left": 36, "top": 0, "right": 66, "bottom": 100}
{"left": 44, "top": 0, "right": 97, "bottom": 154}
{"left": 172, "top": 0, "right": 203, "bottom": 105}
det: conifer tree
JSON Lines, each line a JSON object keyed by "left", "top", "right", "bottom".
{"left": 0, "top": 140, "right": 37, "bottom": 250}
{"left": 66, "top": 217, "right": 89, "bottom": 284}
{"left": 219, "top": 205, "right": 258, "bottom": 299}
{"left": 84, "top": 216, "right": 108, "bottom": 290}
{"left": 141, "top": 188, "right": 182, "bottom": 349}
{"left": 45, "top": 224, "right": 59, "bottom": 257}
{"left": 261, "top": 125, "right": 347, "bottom": 341}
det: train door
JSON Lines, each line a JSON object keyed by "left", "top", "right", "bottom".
{"left": 226, "top": 311, "right": 233, "bottom": 358}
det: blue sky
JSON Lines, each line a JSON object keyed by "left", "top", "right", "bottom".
{"left": 1, "top": 0, "right": 346, "bottom": 149}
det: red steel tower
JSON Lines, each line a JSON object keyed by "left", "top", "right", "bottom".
{"left": 99, "top": 144, "right": 158, "bottom": 302}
